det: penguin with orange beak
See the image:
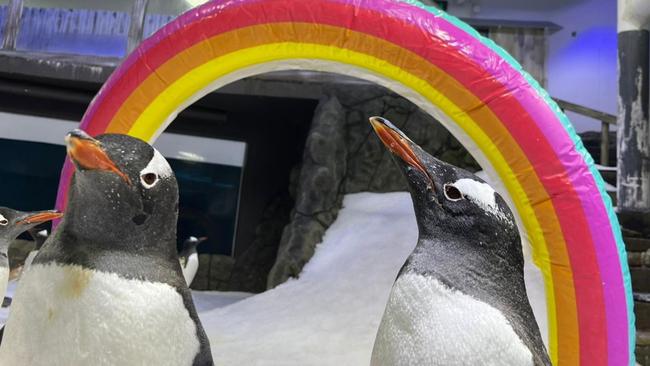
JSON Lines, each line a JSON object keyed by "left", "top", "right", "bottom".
{"left": 179, "top": 236, "right": 207, "bottom": 286}
{"left": 0, "top": 130, "right": 213, "bottom": 365}
{"left": 368, "top": 117, "right": 550, "bottom": 365}
{"left": 0, "top": 208, "right": 62, "bottom": 302}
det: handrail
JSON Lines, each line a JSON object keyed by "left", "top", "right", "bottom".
{"left": 2, "top": 0, "right": 23, "bottom": 50}
{"left": 552, "top": 98, "right": 617, "bottom": 166}
{"left": 553, "top": 98, "right": 617, "bottom": 125}
{"left": 634, "top": 292, "right": 650, "bottom": 304}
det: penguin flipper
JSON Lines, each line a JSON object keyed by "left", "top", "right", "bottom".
{"left": 192, "top": 348, "right": 214, "bottom": 366}
{"left": 532, "top": 352, "right": 551, "bottom": 366}
{"left": 177, "top": 287, "right": 214, "bottom": 366}
{"left": 0, "top": 325, "right": 4, "bottom": 346}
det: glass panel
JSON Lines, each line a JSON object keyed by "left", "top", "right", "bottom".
{"left": 0, "top": 137, "right": 243, "bottom": 256}
{"left": 144, "top": 0, "right": 209, "bottom": 39}
{"left": 173, "top": 159, "right": 242, "bottom": 256}
{"left": 16, "top": 0, "right": 133, "bottom": 57}
{"left": 0, "top": 138, "right": 63, "bottom": 211}
{"left": 0, "top": 0, "right": 10, "bottom": 42}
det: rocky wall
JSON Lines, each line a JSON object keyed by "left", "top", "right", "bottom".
{"left": 267, "top": 84, "right": 479, "bottom": 288}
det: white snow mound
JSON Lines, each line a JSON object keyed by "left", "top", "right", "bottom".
{"left": 201, "top": 192, "right": 418, "bottom": 365}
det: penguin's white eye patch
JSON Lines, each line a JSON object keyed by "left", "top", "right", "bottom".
{"left": 452, "top": 178, "right": 509, "bottom": 221}
{"left": 139, "top": 149, "right": 172, "bottom": 189}
{"left": 443, "top": 184, "right": 463, "bottom": 201}
{"left": 0, "top": 214, "right": 7, "bottom": 226}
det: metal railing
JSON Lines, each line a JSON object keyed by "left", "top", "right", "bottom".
{"left": 0, "top": 0, "right": 151, "bottom": 57}
{"left": 0, "top": 1, "right": 619, "bottom": 168}
{"left": 553, "top": 98, "right": 617, "bottom": 166}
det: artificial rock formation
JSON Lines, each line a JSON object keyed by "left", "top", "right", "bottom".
{"left": 193, "top": 84, "right": 480, "bottom": 291}
{"left": 267, "top": 96, "right": 348, "bottom": 287}
{"left": 268, "top": 85, "right": 478, "bottom": 288}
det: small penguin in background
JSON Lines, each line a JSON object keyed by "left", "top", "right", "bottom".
{"left": 23, "top": 229, "right": 49, "bottom": 270}
{"left": 29, "top": 229, "right": 48, "bottom": 248}
{"left": 0, "top": 130, "right": 214, "bottom": 366}
{"left": 368, "top": 117, "right": 550, "bottom": 366}
{"left": 9, "top": 229, "right": 50, "bottom": 281}
{"left": 180, "top": 236, "right": 207, "bottom": 286}
{"left": 0, "top": 209, "right": 61, "bottom": 302}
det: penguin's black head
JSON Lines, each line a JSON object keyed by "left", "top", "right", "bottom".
{"left": 183, "top": 236, "right": 207, "bottom": 251}
{"left": 64, "top": 129, "right": 178, "bottom": 252}
{"left": 369, "top": 117, "right": 520, "bottom": 262}
{"left": 0, "top": 207, "right": 62, "bottom": 244}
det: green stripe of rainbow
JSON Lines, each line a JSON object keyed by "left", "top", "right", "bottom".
{"left": 55, "top": 1, "right": 634, "bottom": 364}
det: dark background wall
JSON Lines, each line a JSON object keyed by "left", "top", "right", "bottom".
{"left": 0, "top": 74, "right": 318, "bottom": 258}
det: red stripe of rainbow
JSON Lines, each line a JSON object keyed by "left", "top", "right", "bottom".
{"left": 55, "top": 0, "right": 633, "bottom": 364}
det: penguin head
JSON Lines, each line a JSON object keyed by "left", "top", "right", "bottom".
{"left": 181, "top": 236, "right": 207, "bottom": 256}
{"left": 183, "top": 236, "right": 207, "bottom": 250}
{"left": 28, "top": 229, "right": 49, "bottom": 250}
{"left": 369, "top": 117, "right": 520, "bottom": 256}
{"left": 65, "top": 129, "right": 178, "bottom": 249}
{"left": 0, "top": 207, "right": 62, "bottom": 243}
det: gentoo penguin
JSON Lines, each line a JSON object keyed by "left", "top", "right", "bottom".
{"left": 368, "top": 117, "right": 550, "bottom": 366}
{"left": 23, "top": 229, "right": 49, "bottom": 270}
{"left": 179, "top": 236, "right": 207, "bottom": 286}
{"left": 0, "top": 208, "right": 61, "bottom": 301}
{"left": 0, "top": 130, "right": 214, "bottom": 366}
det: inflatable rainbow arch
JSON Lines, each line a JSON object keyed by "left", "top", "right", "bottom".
{"left": 55, "top": 0, "right": 634, "bottom": 364}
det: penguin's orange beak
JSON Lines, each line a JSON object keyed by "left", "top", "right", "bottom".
{"left": 17, "top": 210, "right": 63, "bottom": 225}
{"left": 369, "top": 116, "right": 430, "bottom": 180}
{"left": 65, "top": 129, "right": 132, "bottom": 185}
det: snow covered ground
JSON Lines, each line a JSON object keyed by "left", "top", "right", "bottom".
{"left": 201, "top": 192, "right": 418, "bottom": 365}
{"left": 0, "top": 191, "right": 549, "bottom": 365}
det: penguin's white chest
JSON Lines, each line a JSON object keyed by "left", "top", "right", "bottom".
{"left": 0, "top": 263, "right": 200, "bottom": 366}
{"left": 23, "top": 250, "right": 38, "bottom": 270}
{"left": 181, "top": 252, "right": 199, "bottom": 286}
{"left": 0, "top": 266, "right": 8, "bottom": 302}
{"left": 371, "top": 273, "right": 533, "bottom": 366}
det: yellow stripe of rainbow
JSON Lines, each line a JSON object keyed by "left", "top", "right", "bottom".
{"left": 116, "top": 38, "right": 566, "bottom": 361}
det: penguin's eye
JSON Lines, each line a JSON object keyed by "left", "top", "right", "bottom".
{"left": 0, "top": 219, "right": 7, "bottom": 226}
{"left": 140, "top": 173, "right": 159, "bottom": 188}
{"left": 444, "top": 184, "right": 463, "bottom": 201}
